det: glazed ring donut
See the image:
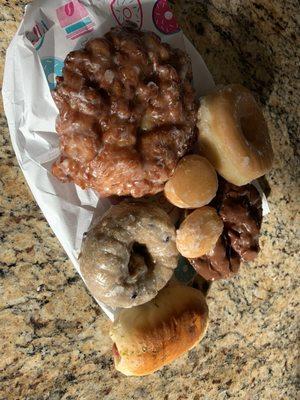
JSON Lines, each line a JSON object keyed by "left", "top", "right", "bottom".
{"left": 197, "top": 84, "right": 274, "bottom": 186}
{"left": 80, "top": 201, "right": 178, "bottom": 308}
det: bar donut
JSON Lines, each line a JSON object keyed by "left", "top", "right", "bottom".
{"left": 80, "top": 201, "right": 178, "bottom": 308}
{"left": 110, "top": 283, "right": 209, "bottom": 376}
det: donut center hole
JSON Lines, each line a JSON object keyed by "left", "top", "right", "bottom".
{"left": 240, "top": 111, "right": 266, "bottom": 152}
{"left": 128, "top": 242, "right": 154, "bottom": 280}
{"left": 240, "top": 116, "right": 254, "bottom": 144}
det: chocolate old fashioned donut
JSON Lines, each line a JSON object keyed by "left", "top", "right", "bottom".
{"left": 190, "top": 180, "right": 263, "bottom": 281}
{"left": 80, "top": 201, "right": 178, "bottom": 308}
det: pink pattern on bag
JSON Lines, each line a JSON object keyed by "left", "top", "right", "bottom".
{"left": 56, "top": 0, "right": 95, "bottom": 40}
{"left": 110, "top": 0, "right": 143, "bottom": 29}
{"left": 152, "top": 0, "right": 180, "bottom": 34}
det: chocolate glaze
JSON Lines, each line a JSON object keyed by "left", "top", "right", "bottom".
{"left": 190, "top": 179, "right": 262, "bottom": 281}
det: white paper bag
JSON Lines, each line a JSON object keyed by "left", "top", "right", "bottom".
{"left": 2, "top": 0, "right": 268, "bottom": 320}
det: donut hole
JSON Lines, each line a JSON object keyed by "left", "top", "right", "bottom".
{"left": 128, "top": 242, "right": 154, "bottom": 283}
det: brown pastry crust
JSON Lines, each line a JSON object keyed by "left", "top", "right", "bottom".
{"left": 80, "top": 201, "right": 178, "bottom": 308}
{"left": 110, "top": 283, "right": 209, "bottom": 376}
{"left": 52, "top": 23, "right": 197, "bottom": 197}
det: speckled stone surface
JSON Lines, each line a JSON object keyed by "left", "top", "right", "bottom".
{"left": 0, "top": 1, "right": 299, "bottom": 399}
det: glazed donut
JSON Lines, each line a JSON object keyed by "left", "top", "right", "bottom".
{"left": 80, "top": 201, "right": 178, "bottom": 308}
{"left": 197, "top": 84, "right": 274, "bottom": 186}
{"left": 189, "top": 179, "right": 263, "bottom": 281}
{"left": 52, "top": 24, "right": 197, "bottom": 198}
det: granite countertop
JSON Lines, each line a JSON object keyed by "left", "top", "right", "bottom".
{"left": 0, "top": 1, "right": 299, "bottom": 399}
